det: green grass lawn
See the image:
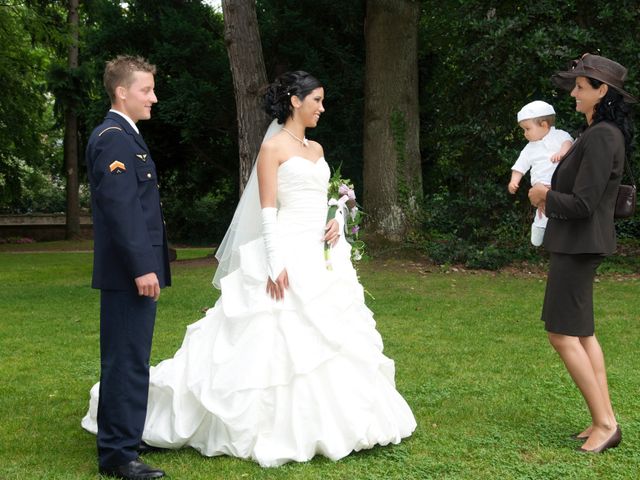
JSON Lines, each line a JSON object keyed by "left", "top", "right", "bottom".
{"left": 0, "top": 247, "right": 639, "bottom": 479}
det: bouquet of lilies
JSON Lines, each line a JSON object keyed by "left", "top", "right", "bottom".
{"left": 324, "top": 167, "right": 366, "bottom": 269}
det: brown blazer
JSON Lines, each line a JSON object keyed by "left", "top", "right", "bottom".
{"left": 543, "top": 121, "right": 624, "bottom": 255}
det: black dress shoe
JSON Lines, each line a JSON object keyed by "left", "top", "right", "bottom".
{"left": 99, "top": 458, "right": 165, "bottom": 479}
{"left": 577, "top": 425, "right": 622, "bottom": 454}
{"left": 137, "top": 442, "right": 167, "bottom": 454}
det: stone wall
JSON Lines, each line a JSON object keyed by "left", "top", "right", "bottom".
{"left": 0, "top": 214, "right": 93, "bottom": 241}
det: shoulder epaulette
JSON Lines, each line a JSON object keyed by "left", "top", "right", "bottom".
{"left": 98, "top": 126, "right": 123, "bottom": 136}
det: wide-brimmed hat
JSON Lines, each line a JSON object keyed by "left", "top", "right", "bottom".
{"left": 552, "top": 53, "right": 637, "bottom": 103}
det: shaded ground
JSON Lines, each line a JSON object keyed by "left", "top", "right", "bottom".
{"left": 2, "top": 238, "right": 638, "bottom": 279}
{"left": 365, "top": 240, "right": 640, "bottom": 280}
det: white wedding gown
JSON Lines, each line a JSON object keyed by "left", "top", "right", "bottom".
{"left": 82, "top": 156, "right": 416, "bottom": 467}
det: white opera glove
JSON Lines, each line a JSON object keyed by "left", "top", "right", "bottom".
{"left": 261, "top": 207, "right": 285, "bottom": 282}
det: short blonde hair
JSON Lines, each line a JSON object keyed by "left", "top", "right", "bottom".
{"left": 103, "top": 55, "right": 156, "bottom": 103}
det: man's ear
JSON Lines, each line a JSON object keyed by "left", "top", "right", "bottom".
{"left": 116, "top": 85, "right": 127, "bottom": 101}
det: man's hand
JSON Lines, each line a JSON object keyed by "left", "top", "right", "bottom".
{"left": 135, "top": 272, "right": 160, "bottom": 301}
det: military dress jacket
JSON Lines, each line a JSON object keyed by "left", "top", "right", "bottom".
{"left": 86, "top": 111, "right": 171, "bottom": 290}
{"left": 543, "top": 121, "right": 625, "bottom": 255}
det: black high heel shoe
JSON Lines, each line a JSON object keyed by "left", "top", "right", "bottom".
{"left": 577, "top": 425, "right": 621, "bottom": 453}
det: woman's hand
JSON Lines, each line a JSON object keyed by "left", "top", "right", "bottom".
{"left": 324, "top": 218, "right": 340, "bottom": 247}
{"left": 266, "top": 269, "right": 289, "bottom": 301}
{"left": 528, "top": 183, "right": 550, "bottom": 213}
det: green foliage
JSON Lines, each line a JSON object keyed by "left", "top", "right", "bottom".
{"left": 0, "top": 3, "right": 62, "bottom": 211}
{"left": 418, "top": 0, "right": 640, "bottom": 264}
{"left": 47, "top": 62, "right": 94, "bottom": 115}
{"left": 162, "top": 178, "right": 233, "bottom": 244}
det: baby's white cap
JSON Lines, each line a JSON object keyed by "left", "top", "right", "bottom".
{"left": 517, "top": 100, "right": 555, "bottom": 122}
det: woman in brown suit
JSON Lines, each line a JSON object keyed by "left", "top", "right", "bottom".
{"left": 528, "top": 53, "right": 636, "bottom": 454}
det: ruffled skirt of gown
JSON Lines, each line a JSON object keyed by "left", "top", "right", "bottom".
{"left": 82, "top": 204, "right": 416, "bottom": 468}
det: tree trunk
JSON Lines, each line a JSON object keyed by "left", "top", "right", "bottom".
{"left": 221, "top": 0, "right": 270, "bottom": 194}
{"left": 363, "top": 0, "right": 421, "bottom": 241}
{"left": 64, "top": 0, "right": 80, "bottom": 239}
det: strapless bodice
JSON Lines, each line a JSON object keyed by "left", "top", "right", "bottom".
{"left": 277, "top": 156, "right": 330, "bottom": 235}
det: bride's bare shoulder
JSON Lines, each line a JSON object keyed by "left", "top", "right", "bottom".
{"left": 258, "top": 137, "right": 284, "bottom": 164}
{"left": 307, "top": 140, "right": 324, "bottom": 158}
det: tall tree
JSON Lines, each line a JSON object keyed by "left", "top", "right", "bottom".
{"left": 221, "top": 0, "right": 270, "bottom": 193}
{"left": 363, "top": 0, "right": 421, "bottom": 240}
{"left": 64, "top": 0, "right": 80, "bottom": 239}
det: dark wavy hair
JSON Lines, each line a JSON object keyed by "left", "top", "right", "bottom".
{"left": 587, "top": 78, "right": 635, "bottom": 160}
{"left": 263, "top": 71, "right": 322, "bottom": 124}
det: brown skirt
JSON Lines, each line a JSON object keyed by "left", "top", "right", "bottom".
{"left": 541, "top": 253, "right": 604, "bottom": 337}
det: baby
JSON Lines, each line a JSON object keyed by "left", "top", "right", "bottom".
{"left": 509, "top": 100, "right": 573, "bottom": 246}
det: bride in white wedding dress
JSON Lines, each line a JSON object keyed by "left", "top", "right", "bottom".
{"left": 82, "top": 70, "right": 416, "bottom": 467}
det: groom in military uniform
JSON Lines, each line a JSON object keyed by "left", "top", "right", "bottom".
{"left": 85, "top": 55, "right": 171, "bottom": 480}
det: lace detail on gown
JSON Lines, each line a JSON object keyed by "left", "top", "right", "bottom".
{"left": 81, "top": 156, "right": 416, "bottom": 467}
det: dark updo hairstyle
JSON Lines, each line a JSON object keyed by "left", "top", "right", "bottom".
{"left": 263, "top": 71, "right": 322, "bottom": 124}
{"left": 586, "top": 78, "right": 634, "bottom": 160}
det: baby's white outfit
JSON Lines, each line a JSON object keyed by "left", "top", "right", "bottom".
{"left": 512, "top": 127, "right": 573, "bottom": 246}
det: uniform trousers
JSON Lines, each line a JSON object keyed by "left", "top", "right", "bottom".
{"left": 97, "top": 289, "right": 157, "bottom": 468}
